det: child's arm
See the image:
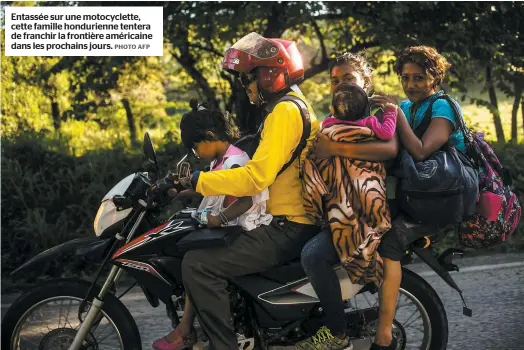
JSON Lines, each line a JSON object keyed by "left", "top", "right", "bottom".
{"left": 363, "top": 104, "right": 398, "bottom": 140}
{"left": 221, "top": 197, "right": 253, "bottom": 222}
{"left": 207, "top": 196, "right": 253, "bottom": 228}
{"left": 172, "top": 189, "right": 203, "bottom": 201}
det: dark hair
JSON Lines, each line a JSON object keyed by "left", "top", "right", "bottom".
{"left": 394, "top": 46, "right": 451, "bottom": 86}
{"left": 328, "top": 52, "right": 374, "bottom": 93}
{"left": 180, "top": 99, "right": 239, "bottom": 149}
{"left": 332, "top": 83, "right": 369, "bottom": 121}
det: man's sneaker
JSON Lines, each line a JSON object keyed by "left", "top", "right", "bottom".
{"left": 295, "top": 326, "right": 352, "bottom": 350}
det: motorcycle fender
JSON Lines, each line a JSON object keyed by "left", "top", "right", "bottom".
{"left": 11, "top": 237, "right": 112, "bottom": 276}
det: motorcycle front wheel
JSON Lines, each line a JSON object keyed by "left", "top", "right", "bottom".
{"left": 1, "top": 278, "right": 142, "bottom": 350}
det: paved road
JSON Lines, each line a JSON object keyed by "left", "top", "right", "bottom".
{"left": 2, "top": 252, "right": 524, "bottom": 350}
{"left": 405, "top": 253, "right": 524, "bottom": 350}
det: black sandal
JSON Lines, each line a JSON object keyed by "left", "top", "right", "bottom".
{"left": 369, "top": 336, "right": 397, "bottom": 350}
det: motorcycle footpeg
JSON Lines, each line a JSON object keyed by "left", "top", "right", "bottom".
{"left": 442, "top": 263, "right": 460, "bottom": 272}
{"left": 438, "top": 248, "right": 465, "bottom": 270}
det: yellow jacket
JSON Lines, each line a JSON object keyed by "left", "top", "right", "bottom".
{"left": 195, "top": 91, "right": 320, "bottom": 224}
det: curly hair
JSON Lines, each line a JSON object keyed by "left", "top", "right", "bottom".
{"left": 394, "top": 46, "right": 452, "bottom": 86}
{"left": 332, "top": 83, "right": 369, "bottom": 121}
{"left": 180, "top": 99, "right": 239, "bottom": 150}
{"left": 328, "top": 52, "right": 374, "bottom": 93}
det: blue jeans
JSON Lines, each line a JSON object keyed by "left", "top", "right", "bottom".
{"left": 301, "top": 227, "right": 346, "bottom": 336}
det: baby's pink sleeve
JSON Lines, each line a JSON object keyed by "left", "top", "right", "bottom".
{"left": 363, "top": 109, "right": 397, "bottom": 140}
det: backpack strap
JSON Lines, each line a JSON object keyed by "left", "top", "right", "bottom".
{"left": 242, "top": 94, "right": 311, "bottom": 177}
{"left": 412, "top": 93, "right": 467, "bottom": 137}
{"left": 274, "top": 95, "right": 311, "bottom": 176}
{"left": 412, "top": 98, "right": 438, "bottom": 139}
{"left": 414, "top": 93, "right": 482, "bottom": 167}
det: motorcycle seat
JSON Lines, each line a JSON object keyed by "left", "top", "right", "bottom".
{"left": 255, "top": 259, "right": 306, "bottom": 284}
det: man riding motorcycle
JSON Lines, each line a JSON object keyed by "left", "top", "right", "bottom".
{"left": 154, "top": 32, "right": 320, "bottom": 350}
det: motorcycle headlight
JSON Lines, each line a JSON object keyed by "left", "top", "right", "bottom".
{"left": 94, "top": 199, "right": 133, "bottom": 237}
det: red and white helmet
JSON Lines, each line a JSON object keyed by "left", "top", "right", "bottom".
{"left": 222, "top": 32, "right": 304, "bottom": 97}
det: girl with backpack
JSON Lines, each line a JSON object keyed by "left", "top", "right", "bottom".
{"left": 370, "top": 45, "right": 479, "bottom": 349}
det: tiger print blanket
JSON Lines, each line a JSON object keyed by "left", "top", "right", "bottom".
{"left": 303, "top": 123, "right": 391, "bottom": 287}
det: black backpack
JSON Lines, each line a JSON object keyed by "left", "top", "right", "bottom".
{"left": 234, "top": 94, "right": 312, "bottom": 177}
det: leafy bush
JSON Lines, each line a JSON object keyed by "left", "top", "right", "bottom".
{"left": 1, "top": 131, "right": 188, "bottom": 277}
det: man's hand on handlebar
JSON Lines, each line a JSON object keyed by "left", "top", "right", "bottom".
{"left": 147, "top": 173, "right": 178, "bottom": 205}
{"left": 149, "top": 166, "right": 194, "bottom": 205}
{"left": 145, "top": 159, "right": 194, "bottom": 207}
{"left": 151, "top": 173, "right": 178, "bottom": 194}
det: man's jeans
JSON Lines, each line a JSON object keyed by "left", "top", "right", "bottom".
{"left": 182, "top": 217, "right": 318, "bottom": 350}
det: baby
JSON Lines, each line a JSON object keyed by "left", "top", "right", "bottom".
{"left": 324, "top": 82, "right": 397, "bottom": 140}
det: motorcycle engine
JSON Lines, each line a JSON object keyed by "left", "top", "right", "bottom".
{"left": 228, "top": 286, "right": 249, "bottom": 335}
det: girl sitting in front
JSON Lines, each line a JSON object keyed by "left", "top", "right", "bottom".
{"left": 153, "top": 100, "right": 272, "bottom": 350}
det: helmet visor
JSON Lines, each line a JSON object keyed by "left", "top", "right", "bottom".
{"left": 231, "top": 32, "right": 279, "bottom": 59}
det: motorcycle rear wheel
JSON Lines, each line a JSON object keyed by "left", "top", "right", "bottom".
{"left": 348, "top": 267, "right": 448, "bottom": 350}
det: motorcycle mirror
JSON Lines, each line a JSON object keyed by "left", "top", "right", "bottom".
{"left": 176, "top": 154, "right": 188, "bottom": 173}
{"left": 143, "top": 132, "right": 159, "bottom": 171}
{"left": 177, "top": 154, "right": 191, "bottom": 178}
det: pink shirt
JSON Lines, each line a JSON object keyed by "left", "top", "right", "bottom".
{"left": 322, "top": 108, "right": 398, "bottom": 140}
{"left": 210, "top": 144, "right": 246, "bottom": 171}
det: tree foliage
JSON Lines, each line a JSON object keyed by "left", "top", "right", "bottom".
{"left": 2, "top": 1, "right": 522, "bottom": 141}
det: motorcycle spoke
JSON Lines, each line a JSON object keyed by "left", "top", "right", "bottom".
{"left": 400, "top": 308, "right": 419, "bottom": 326}
{"left": 58, "top": 300, "right": 65, "bottom": 328}
{"left": 409, "top": 326, "right": 426, "bottom": 334}
{"left": 403, "top": 315, "right": 423, "bottom": 329}
{"left": 395, "top": 303, "right": 412, "bottom": 310}
{"left": 395, "top": 296, "right": 415, "bottom": 311}
{"left": 64, "top": 300, "right": 75, "bottom": 329}
{"left": 92, "top": 320, "right": 112, "bottom": 339}
{"left": 12, "top": 296, "right": 125, "bottom": 350}
{"left": 94, "top": 326, "right": 120, "bottom": 345}
{"left": 65, "top": 319, "right": 76, "bottom": 330}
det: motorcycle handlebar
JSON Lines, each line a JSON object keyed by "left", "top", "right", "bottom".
{"left": 143, "top": 158, "right": 192, "bottom": 209}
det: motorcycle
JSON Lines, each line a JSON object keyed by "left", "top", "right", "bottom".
{"left": 2, "top": 132, "right": 472, "bottom": 350}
